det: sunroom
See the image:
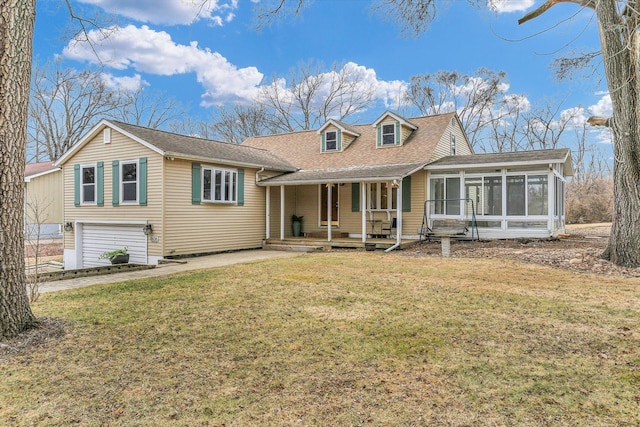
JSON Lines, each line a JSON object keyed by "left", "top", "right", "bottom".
{"left": 424, "top": 149, "right": 573, "bottom": 239}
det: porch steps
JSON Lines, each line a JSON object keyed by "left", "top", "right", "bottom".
{"left": 263, "top": 243, "right": 324, "bottom": 253}
{"left": 264, "top": 238, "right": 418, "bottom": 251}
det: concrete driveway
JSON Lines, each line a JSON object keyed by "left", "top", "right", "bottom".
{"left": 39, "top": 250, "right": 304, "bottom": 294}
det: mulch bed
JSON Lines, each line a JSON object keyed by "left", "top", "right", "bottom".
{"left": 401, "top": 225, "right": 640, "bottom": 278}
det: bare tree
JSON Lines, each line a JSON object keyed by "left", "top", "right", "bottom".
{"left": 1, "top": 0, "right": 38, "bottom": 340}
{"left": 519, "top": 1, "right": 640, "bottom": 266}
{"left": 115, "top": 87, "right": 185, "bottom": 129}
{"left": 406, "top": 69, "right": 513, "bottom": 148}
{"left": 259, "top": 61, "right": 377, "bottom": 132}
{"left": 210, "top": 104, "right": 273, "bottom": 144}
{"left": 24, "top": 198, "right": 54, "bottom": 303}
{"left": 28, "top": 61, "right": 124, "bottom": 161}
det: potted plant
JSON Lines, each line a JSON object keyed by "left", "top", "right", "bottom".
{"left": 98, "top": 247, "right": 129, "bottom": 264}
{"left": 291, "top": 214, "right": 303, "bottom": 237}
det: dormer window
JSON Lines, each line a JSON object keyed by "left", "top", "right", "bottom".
{"left": 382, "top": 124, "right": 396, "bottom": 145}
{"left": 325, "top": 131, "right": 337, "bottom": 151}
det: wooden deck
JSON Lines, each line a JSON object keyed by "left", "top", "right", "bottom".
{"left": 263, "top": 236, "right": 418, "bottom": 252}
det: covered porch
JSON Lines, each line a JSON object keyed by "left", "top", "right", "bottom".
{"left": 257, "top": 163, "right": 426, "bottom": 252}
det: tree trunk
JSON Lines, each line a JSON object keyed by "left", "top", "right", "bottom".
{"left": 596, "top": 1, "right": 640, "bottom": 267}
{"left": 0, "top": 0, "right": 37, "bottom": 340}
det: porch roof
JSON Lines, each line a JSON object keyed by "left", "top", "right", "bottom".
{"left": 426, "top": 148, "right": 573, "bottom": 176}
{"left": 257, "top": 162, "right": 427, "bottom": 186}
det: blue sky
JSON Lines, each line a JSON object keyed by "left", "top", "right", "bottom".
{"left": 33, "top": 0, "right": 612, "bottom": 144}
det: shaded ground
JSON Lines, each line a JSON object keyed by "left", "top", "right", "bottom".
{"left": 401, "top": 223, "right": 640, "bottom": 277}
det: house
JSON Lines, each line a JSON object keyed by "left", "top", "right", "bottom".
{"left": 24, "top": 162, "right": 63, "bottom": 240}
{"left": 243, "top": 111, "right": 572, "bottom": 244}
{"left": 54, "top": 119, "right": 296, "bottom": 269}
{"left": 56, "top": 111, "right": 572, "bottom": 269}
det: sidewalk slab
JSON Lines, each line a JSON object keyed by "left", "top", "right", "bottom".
{"left": 39, "top": 250, "right": 304, "bottom": 294}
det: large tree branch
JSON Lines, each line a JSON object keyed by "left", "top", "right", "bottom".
{"left": 518, "top": 0, "right": 596, "bottom": 25}
{"left": 587, "top": 116, "right": 612, "bottom": 127}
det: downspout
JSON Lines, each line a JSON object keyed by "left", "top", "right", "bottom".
{"left": 255, "top": 167, "right": 265, "bottom": 183}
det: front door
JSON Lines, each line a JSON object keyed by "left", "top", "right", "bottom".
{"left": 320, "top": 184, "right": 339, "bottom": 226}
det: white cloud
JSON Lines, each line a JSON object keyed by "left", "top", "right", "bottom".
{"left": 257, "top": 62, "right": 409, "bottom": 117}
{"left": 589, "top": 93, "right": 613, "bottom": 118}
{"left": 101, "top": 72, "right": 146, "bottom": 91}
{"left": 487, "top": 0, "right": 534, "bottom": 13}
{"left": 62, "top": 25, "right": 263, "bottom": 104}
{"left": 78, "top": 0, "right": 238, "bottom": 26}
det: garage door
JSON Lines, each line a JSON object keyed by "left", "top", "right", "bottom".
{"left": 81, "top": 224, "right": 148, "bottom": 268}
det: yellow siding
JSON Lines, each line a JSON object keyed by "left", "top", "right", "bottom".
{"left": 62, "top": 129, "right": 164, "bottom": 257}
{"left": 400, "top": 125, "right": 413, "bottom": 144}
{"left": 25, "top": 170, "right": 63, "bottom": 223}
{"left": 431, "top": 117, "right": 472, "bottom": 160}
{"left": 268, "top": 185, "right": 299, "bottom": 238}
{"left": 164, "top": 159, "right": 266, "bottom": 255}
{"left": 342, "top": 133, "right": 356, "bottom": 150}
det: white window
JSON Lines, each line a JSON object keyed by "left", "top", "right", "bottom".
{"left": 451, "top": 134, "right": 456, "bottom": 155}
{"left": 382, "top": 124, "right": 396, "bottom": 145}
{"left": 103, "top": 128, "right": 111, "bottom": 144}
{"left": 368, "top": 182, "right": 397, "bottom": 210}
{"left": 325, "top": 131, "right": 337, "bottom": 151}
{"left": 81, "top": 164, "right": 96, "bottom": 205}
{"left": 202, "top": 167, "right": 237, "bottom": 203}
{"left": 120, "top": 160, "right": 139, "bottom": 204}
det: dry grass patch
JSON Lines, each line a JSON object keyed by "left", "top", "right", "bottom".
{"left": 1, "top": 252, "right": 639, "bottom": 426}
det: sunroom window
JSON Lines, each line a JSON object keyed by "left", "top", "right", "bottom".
{"left": 430, "top": 176, "right": 460, "bottom": 215}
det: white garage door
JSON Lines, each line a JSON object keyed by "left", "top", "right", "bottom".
{"left": 81, "top": 224, "right": 148, "bottom": 268}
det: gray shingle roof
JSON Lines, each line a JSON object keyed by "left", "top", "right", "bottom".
{"left": 243, "top": 113, "right": 457, "bottom": 172}
{"left": 258, "top": 162, "right": 427, "bottom": 185}
{"left": 110, "top": 120, "right": 296, "bottom": 172}
{"left": 427, "top": 148, "right": 572, "bottom": 173}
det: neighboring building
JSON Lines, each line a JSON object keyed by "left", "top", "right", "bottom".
{"left": 24, "top": 162, "right": 63, "bottom": 240}
{"left": 56, "top": 111, "right": 572, "bottom": 268}
{"left": 54, "top": 119, "right": 295, "bottom": 269}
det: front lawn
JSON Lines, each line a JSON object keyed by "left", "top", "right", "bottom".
{"left": 1, "top": 252, "right": 639, "bottom": 426}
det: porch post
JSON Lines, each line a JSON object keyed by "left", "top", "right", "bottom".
{"left": 396, "top": 179, "right": 403, "bottom": 246}
{"left": 266, "top": 186, "right": 271, "bottom": 240}
{"left": 280, "top": 185, "right": 285, "bottom": 241}
{"left": 327, "top": 183, "right": 332, "bottom": 242}
{"left": 361, "top": 182, "right": 367, "bottom": 242}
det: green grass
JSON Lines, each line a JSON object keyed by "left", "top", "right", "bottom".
{"left": 2, "top": 252, "right": 640, "bottom": 426}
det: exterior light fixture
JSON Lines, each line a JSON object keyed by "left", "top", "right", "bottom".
{"left": 143, "top": 224, "right": 153, "bottom": 235}
{"left": 64, "top": 222, "right": 73, "bottom": 232}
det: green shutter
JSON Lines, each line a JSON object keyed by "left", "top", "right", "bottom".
{"left": 337, "top": 130, "right": 342, "bottom": 151}
{"left": 96, "top": 161, "right": 104, "bottom": 206}
{"left": 74, "top": 164, "right": 80, "bottom": 206}
{"left": 402, "top": 175, "right": 412, "bottom": 212}
{"left": 237, "top": 168, "right": 245, "bottom": 206}
{"left": 192, "top": 163, "right": 201, "bottom": 205}
{"left": 395, "top": 122, "right": 401, "bottom": 145}
{"left": 139, "top": 157, "right": 147, "bottom": 206}
{"left": 321, "top": 132, "right": 326, "bottom": 152}
{"left": 112, "top": 160, "right": 119, "bottom": 206}
{"left": 351, "top": 183, "right": 360, "bottom": 212}
{"left": 376, "top": 124, "right": 382, "bottom": 147}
